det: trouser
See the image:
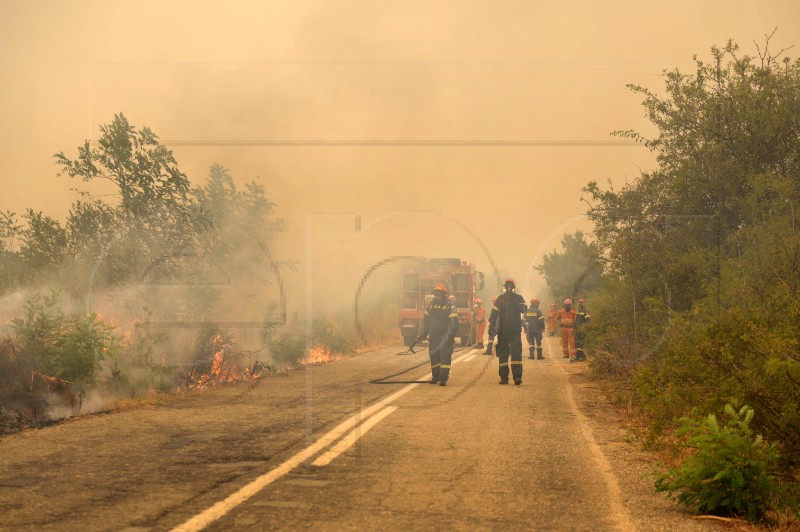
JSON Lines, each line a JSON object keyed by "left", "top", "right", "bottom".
{"left": 496, "top": 331, "right": 523, "bottom": 382}
{"left": 574, "top": 326, "right": 585, "bottom": 349}
{"left": 561, "top": 327, "right": 575, "bottom": 358}
{"left": 476, "top": 320, "right": 486, "bottom": 346}
{"left": 429, "top": 332, "right": 454, "bottom": 383}
{"left": 526, "top": 330, "right": 543, "bottom": 359}
{"left": 547, "top": 319, "right": 556, "bottom": 335}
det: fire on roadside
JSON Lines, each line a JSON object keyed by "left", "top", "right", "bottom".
{"left": 299, "top": 345, "right": 332, "bottom": 366}
{"left": 185, "top": 334, "right": 265, "bottom": 390}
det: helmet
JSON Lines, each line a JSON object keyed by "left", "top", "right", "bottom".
{"left": 433, "top": 282, "right": 448, "bottom": 293}
{"left": 475, "top": 298, "right": 482, "bottom": 305}
{"left": 550, "top": 303, "right": 556, "bottom": 308}
{"left": 564, "top": 298, "right": 572, "bottom": 305}
{"left": 491, "top": 296, "right": 497, "bottom": 302}
{"left": 530, "top": 297, "right": 540, "bottom": 304}
{"left": 578, "top": 298, "right": 585, "bottom": 304}
{"left": 448, "top": 295, "right": 456, "bottom": 301}
{"left": 503, "top": 278, "right": 515, "bottom": 288}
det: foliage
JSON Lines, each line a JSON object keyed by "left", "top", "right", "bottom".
{"left": 268, "top": 334, "right": 307, "bottom": 367}
{"left": 11, "top": 291, "right": 118, "bottom": 387}
{"left": 536, "top": 230, "right": 602, "bottom": 302}
{"left": 582, "top": 35, "right": 800, "bottom": 511}
{"left": 655, "top": 405, "right": 784, "bottom": 521}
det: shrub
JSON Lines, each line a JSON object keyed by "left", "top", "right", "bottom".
{"left": 655, "top": 404, "right": 782, "bottom": 522}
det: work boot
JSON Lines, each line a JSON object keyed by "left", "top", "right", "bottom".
{"left": 537, "top": 348, "right": 544, "bottom": 360}
{"left": 476, "top": 343, "right": 484, "bottom": 349}
{"left": 499, "top": 379, "right": 509, "bottom": 385}
{"left": 528, "top": 347, "right": 535, "bottom": 359}
{"left": 485, "top": 343, "right": 493, "bottom": 356}
{"left": 438, "top": 380, "right": 447, "bottom": 387}
{"left": 514, "top": 379, "right": 522, "bottom": 385}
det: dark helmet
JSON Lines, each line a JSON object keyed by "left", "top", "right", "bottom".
{"left": 503, "top": 278, "right": 516, "bottom": 288}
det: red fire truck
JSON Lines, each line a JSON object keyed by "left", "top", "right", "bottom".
{"left": 398, "top": 258, "right": 485, "bottom": 346}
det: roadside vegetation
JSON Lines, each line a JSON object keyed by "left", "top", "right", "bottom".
{"left": 0, "top": 114, "right": 391, "bottom": 434}
{"left": 539, "top": 37, "right": 800, "bottom": 525}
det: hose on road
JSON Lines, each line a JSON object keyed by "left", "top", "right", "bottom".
{"left": 368, "top": 345, "right": 470, "bottom": 384}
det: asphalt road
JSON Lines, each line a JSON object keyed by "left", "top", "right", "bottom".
{"left": 0, "top": 336, "right": 717, "bottom": 531}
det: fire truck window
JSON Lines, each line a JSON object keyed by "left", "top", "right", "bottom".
{"left": 420, "top": 279, "right": 441, "bottom": 294}
{"left": 453, "top": 274, "right": 470, "bottom": 292}
{"left": 403, "top": 274, "right": 418, "bottom": 290}
{"left": 403, "top": 293, "right": 418, "bottom": 309}
{"left": 455, "top": 294, "right": 469, "bottom": 307}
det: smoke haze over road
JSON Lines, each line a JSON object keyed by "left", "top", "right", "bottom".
{"left": 2, "top": 0, "right": 799, "bottom": 309}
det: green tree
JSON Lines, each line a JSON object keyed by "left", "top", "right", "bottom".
{"left": 54, "top": 113, "right": 194, "bottom": 289}
{"left": 584, "top": 36, "right": 800, "bottom": 491}
{"left": 536, "top": 230, "right": 602, "bottom": 302}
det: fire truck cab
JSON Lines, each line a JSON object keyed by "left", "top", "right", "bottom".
{"left": 398, "top": 258, "right": 485, "bottom": 347}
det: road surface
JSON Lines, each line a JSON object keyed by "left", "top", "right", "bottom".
{"left": 0, "top": 336, "right": 716, "bottom": 531}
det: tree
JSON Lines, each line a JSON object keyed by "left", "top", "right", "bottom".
{"left": 536, "top": 230, "right": 602, "bottom": 302}
{"left": 583, "top": 36, "right": 800, "bottom": 482}
{"left": 54, "top": 113, "right": 195, "bottom": 289}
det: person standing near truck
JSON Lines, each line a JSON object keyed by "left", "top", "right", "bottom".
{"left": 473, "top": 298, "right": 487, "bottom": 349}
{"left": 416, "top": 283, "right": 459, "bottom": 386}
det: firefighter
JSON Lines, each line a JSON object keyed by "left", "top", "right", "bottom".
{"left": 473, "top": 298, "right": 487, "bottom": 349}
{"left": 489, "top": 278, "right": 527, "bottom": 385}
{"left": 525, "top": 297, "right": 545, "bottom": 360}
{"left": 416, "top": 283, "right": 459, "bottom": 386}
{"left": 547, "top": 303, "right": 558, "bottom": 336}
{"left": 574, "top": 298, "right": 591, "bottom": 359}
{"left": 484, "top": 295, "right": 498, "bottom": 355}
{"left": 559, "top": 298, "right": 577, "bottom": 360}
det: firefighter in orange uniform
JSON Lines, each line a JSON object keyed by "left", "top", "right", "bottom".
{"left": 559, "top": 298, "right": 577, "bottom": 359}
{"left": 473, "top": 298, "right": 486, "bottom": 349}
{"left": 484, "top": 296, "right": 498, "bottom": 355}
{"left": 416, "top": 283, "right": 459, "bottom": 386}
{"left": 547, "top": 303, "right": 558, "bottom": 336}
{"left": 489, "top": 279, "right": 527, "bottom": 385}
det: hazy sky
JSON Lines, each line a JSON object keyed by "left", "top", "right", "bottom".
{"left": 2, "top": 0, "right": 799, "bottom": 305}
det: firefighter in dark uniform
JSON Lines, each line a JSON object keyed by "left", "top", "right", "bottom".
{"left": 489, "top": 278, "right": 527, "bottom": 385}
{"left": 574, "top": 298, "right": 591, "bottom": 358}
{"left": 525, "top": 297, "right": 545, "bottom": 360}
{"left": 416, "top": 283, "right": 459, "bottom": 386}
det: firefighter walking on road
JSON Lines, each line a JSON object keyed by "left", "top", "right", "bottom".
{"left": 526, "top": 297, "right": 545, "bottom": 360}
{"left": 489, "top": 279, "right": 527, "bottom": 385}
{"left": 547, "top": 303, "right": 558, "bottom": 336}
{"left": 559, "top": 299, "right": 577, "bottom": 360}
{"left": 574, "top": 298, "right": 591, "bottom": 359}
{"left": 473, "top": 298, "right": 486, "bottom": 349}
{"left": 416, "top": 283, "right": 459, "bottom": 386}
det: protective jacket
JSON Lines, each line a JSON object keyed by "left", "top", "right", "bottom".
{"left": 525, "top": 307, "right": 545, "bottom": 333}
{"left": 576, "top": 304, "right": 591, "bottom": 326}
{"left": 419, "top": 297, "right": 459, "bottom": 346}
{"left": 490, "top": 292, "right": 527, "bottom": 333}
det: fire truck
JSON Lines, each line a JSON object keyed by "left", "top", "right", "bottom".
{"left": 398, "top": 258, "right": 485, "bottom": 346}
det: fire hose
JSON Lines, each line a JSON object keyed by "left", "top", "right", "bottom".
{"left": 368, "top": 343, "right": 471, "bottom": 384}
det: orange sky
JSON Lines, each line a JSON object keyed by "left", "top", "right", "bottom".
{"left": 1, "top": 0, "right": 799, "bottom": 311}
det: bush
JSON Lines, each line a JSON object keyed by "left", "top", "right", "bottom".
{"left": 655, "top": 404, "right": 782, "bottom": 522}
{"left": 268, "top": 334, "right": 306, "bottom": 367}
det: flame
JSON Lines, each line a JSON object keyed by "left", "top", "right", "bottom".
{"left": 300, "top": 345, "right": 332, "bottom": 366}
{"left": 185, "top": 334, "right": 265, "bottom": 389}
